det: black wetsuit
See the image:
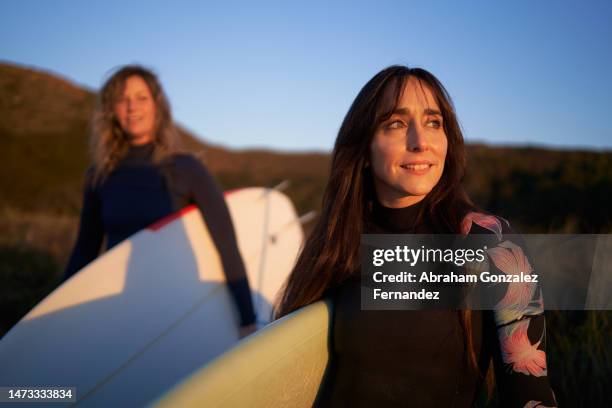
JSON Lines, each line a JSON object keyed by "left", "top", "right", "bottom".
{"left": 64, "top": 143, "right": 255, "bottom": 326}
{"left": 315, "top": 200, "right": 557, "bottom": 407}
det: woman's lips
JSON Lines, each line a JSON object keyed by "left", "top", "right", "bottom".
{"left": 399, "top": 162, "right": 433, "bottom": 175}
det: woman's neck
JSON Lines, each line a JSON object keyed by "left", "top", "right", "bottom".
{"left": 123, "top": 142, "right": 155, "bottom": 164}
{"left": 370, "top": 198, "right": 426, "bottom": 233}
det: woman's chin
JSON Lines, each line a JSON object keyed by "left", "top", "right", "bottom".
{"left": 127, "top": 133, "right": 153, "bottom": 145}
{"left": 380, "top": 192, "right": 428, "bottom": 207}
{"left": 395, "top": 185, "right": 435, "bottom": 200}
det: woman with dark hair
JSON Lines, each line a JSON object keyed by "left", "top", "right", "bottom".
{"left": 64, "top": 65, "right": 257, "bottom": 338}
{"left": 277, "top": 66, "right": 556, "bottom": 406}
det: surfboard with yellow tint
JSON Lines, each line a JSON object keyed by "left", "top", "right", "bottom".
{"left": 153, "top": 300, "right": 331, "bottom": 408}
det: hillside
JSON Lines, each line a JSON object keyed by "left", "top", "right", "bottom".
{"left": 0, "top": 62, "right": 329, "bottom": 217}
{"left": 1, "top": 60, "right": 611, "bottom": 232}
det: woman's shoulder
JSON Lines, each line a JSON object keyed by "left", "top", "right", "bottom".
{"left": 168, "top": 152, "right": 199, "bottom": 165}
{"left": 167, "top": 152, "right": 209, "bottom": 173}
{"left": 460, "top": 210, "right": 513, "bottom": 240}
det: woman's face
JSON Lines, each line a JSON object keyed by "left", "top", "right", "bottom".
{"left": 114, "top": 75, "right": 157, "bottom": 145}
{"left": 370, "top": 77, "right": 448, "bottom": 208}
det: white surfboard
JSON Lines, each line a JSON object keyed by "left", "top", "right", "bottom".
{"left": 0, "top": 187, "right": 303, "bottom": 407}
{"left": 153, "top": 300, "right": 332, "bottom": 408}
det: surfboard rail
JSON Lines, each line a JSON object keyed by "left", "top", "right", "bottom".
{"left": 152, "top": 300, "right": 332, "bottom": 408}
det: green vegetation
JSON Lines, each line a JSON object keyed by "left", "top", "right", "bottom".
{"left": 1, "top": 61, "right": 610, "bottom": 406}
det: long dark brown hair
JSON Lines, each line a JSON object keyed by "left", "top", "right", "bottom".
{"left": 277, "top": 65, "right": 487, "bottom": 379}
{"left": 90, "top": 65, "right": 180, "bottom": 184}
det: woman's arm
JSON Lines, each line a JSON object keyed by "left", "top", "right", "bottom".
{"left": 466, "top": 213, "right": 557, "bottom": 407}
{"left": 63, "top": 169, "right": 105, "bottom": 281}
{"left": 179, "top": 156, "right": 257, "bottom": 329}
{"left": 462, "top": 212, "right": 557, "bottom": 408}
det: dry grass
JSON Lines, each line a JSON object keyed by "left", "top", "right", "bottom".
{"left": 0, "top": 208, "right": 78, "bottom": 264}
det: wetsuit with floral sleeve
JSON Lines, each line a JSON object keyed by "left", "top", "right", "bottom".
{"left": 314, "top": 200, "right": 556, "bottom": 407}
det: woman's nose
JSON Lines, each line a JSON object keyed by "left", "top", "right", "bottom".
{"left": 126, "top": 98, "right": 136, "bottom": 111}
{"left": 406, "top": 124, "right": 428, "bottom": 152}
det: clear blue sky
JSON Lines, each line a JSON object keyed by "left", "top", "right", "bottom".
{"left": 1, "top": 0, "right": 611, "bottom": 151}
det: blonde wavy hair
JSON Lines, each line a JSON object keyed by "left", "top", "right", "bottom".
{"left": 89, "top": 65, "right": 181, "bottom": 183}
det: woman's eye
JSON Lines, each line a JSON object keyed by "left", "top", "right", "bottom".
{"left": 386, "top": 120, "right": 405, "bottom": 130}
{"left": 427, "top": 119, "right": 442, "bottom": 129}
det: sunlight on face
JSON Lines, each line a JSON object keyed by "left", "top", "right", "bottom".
{"left": 370, "top": 77, "right": 448, "bottom": 208}
{"left": 114, "top": 75, "right": 157, "bottom": 145}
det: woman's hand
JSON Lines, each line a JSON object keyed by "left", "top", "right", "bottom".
{"left": 239, "top": 323, "right": 257, "bottom": 339}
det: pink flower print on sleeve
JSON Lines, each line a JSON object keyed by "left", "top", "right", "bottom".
{"left": 523, "top": 401, "right": 556, "bottom": 408}
{"left": 499, "top": 319, "right": 547, "bottom": 377}
{"left": 487, "top": 241, "right": 539, "bottom": 325}
{"left": 461, "top": 212, "right": 504, "bottom": 240}
{"left": 488, "top": 241, "right": 533, "bottom": 275}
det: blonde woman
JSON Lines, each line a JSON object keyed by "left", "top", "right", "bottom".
{"left": 64, "top": 65, "right": 256, "bottom": 337}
